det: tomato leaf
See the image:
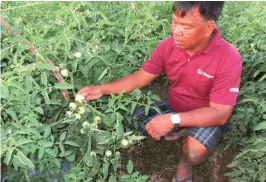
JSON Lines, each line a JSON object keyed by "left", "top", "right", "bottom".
{"left": 54, "top": 83, "right": 74, "bottom": 89}
{"left": 126, "top": 160, "right": 133, "bottom": 175}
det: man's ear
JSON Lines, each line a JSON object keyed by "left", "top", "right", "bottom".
{"left": 205, "top": 20, "right": 216, "bottom": 37}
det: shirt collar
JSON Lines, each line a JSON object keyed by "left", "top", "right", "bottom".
{"left": 201, "top": 28, "right": 221, "bottom": 55}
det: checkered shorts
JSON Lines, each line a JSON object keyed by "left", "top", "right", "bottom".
{"left": 133, "top": 99, "right": 230, "bottom": 152}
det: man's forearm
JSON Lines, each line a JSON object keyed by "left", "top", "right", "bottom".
{"left": 179, "top": 107, "right": 229, "bottom": 127}
{"left": 99, "top": 73, "right": 140, "bottom": 95}
{"left": 99, "top": 69, "right": 156, "bottom": 95}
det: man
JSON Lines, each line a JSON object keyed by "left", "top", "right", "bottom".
{"left": 78, "top": 2, "right": 242, "bottom": 182}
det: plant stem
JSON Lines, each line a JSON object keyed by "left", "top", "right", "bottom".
{"left": 1, "top": 2, "right": 48, "bottom": 11}
{"left": 86, "top": 104, "right": 105, "bottom": 116}
{"left": 24, "top": 169, "right": 30, "bottom": 182}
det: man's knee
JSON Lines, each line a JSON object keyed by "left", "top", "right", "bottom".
{"left": 182, "top": 136, "right": 209, "bottom": 166}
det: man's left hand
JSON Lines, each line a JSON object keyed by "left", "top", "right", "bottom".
{"left": 145, "top": 113, "right": 174, "bottom": 140}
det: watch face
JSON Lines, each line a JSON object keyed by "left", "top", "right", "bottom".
{"left": 171, "top": 114, "right": 180, "bottom": 124}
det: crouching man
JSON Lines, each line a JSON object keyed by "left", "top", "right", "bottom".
{"left": 78, "top": 2, "right": 242, "bottom": 181}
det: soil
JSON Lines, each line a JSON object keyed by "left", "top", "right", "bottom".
{"left": 121, "top": 137, "right": 240, "bottom": 182}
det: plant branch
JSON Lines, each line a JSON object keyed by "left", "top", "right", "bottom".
{"left": 1, "top": 2, "right": 48, "bottom": 11}
{"left": 0, "top": 17, "right": 71, "bottom": 103}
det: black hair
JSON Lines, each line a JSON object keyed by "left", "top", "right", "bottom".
{"left": 173, "top": 1, "right": 224, "bottom": 22}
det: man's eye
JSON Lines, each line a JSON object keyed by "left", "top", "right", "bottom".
{"left": 184, "top": 27, "right": 192, "bottom": 30}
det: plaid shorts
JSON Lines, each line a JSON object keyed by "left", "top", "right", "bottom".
{"left": 133, "top": 99, "right": 230, "bottom": 152}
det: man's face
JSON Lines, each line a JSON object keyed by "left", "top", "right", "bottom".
{"left": 172, "top": 7, "right": 213, "bottom": 51}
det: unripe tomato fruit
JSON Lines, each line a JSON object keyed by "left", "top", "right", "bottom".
{"left": 59, "top": 64, "right": 64, "bottom": 69}
{"left": 105, "top": 150, "right": 112, "bottom": 157}
{"left": 74, "top": 113, "right": 81, "bottom": 120}
{"left": 121, "top": 139, "right": 129, "bottom": 147}
{"left": 66, "top": 111, "right": 73, "bottom": 117}
{"left": 69, "top": 102, "right": 77, "bottom": 111}
{"left": 74, "top": 52, "right": 82, "bottom": 59}
{"left": 54, "top": 66, "right": 60, "bottom": 72}
{"left": 82, "top": 121, "right": 90, "bottom": 129}
{"left": 80, "top": 128, "right": 85, "bottom": 134}
{"left": 94, "top": 116, "right": 101, "bottom": 124}
{"left": 78, "top": 107, "right": 85, "bottom": 115}
{"left": 90, "top": 123, "right": 98, "bottom": 129}
{"left": 75, "top": 94, "right": 85, "bottom": 103}
{"left": 60, "top": 69, "right": 69, "bottom": 77}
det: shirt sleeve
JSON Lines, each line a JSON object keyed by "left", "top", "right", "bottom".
{"left": 210, "top": 54, "right": 243, "bottom": 106}
{"left": 142, "top": 40, "right": 166, "bottom": 75}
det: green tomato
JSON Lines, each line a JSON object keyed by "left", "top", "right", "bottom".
{"left": 54, "top": 66, "right": 60, "bottom": 72}
{"left": 121, "top": 139, "right": 129, "bottom": 147}
{"left": 59, "top": 64, "right": 64, "bottom": 69}
{"left": 94, "top": 116, "right": 101, "bottom": 124}
{"left": 74, "top": 52, "right": 82, "bottom": 59}
{"left": 80, "top": 128, "right": 85, "bottom": 134}
{"left": 66, "top": 111, "right": 73, "bottom": 117}
{"left": 69, "top": 102, "right": 77, "bottom": 111}
{"left": 75, "top": 94, "right": 85, "bottom": 103}
{"left": 74, "top": 113, "right": 81, "bottom": 120}
{"left": 115, "top": 151, "right": 121, "bottom": 155}
{"left": 90, "top": 123, "right": 98, "bottom": 129}
{"left": 77, "top": 107, "right": 85, "bottom": 115}
{"left": 82, "top": 121, "right": 90, "bottom": 129}
{"left": 105, "top": 150, "right": 112, "bottom": 157}
{"left": 60, "top": 69, "right": 69, "bottom": 77}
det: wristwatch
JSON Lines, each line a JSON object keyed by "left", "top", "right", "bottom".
{"left": 170, "top": 113, "right": 181, "bottom": 129}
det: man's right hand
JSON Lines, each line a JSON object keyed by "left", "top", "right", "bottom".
{"left": 77, "top": 86, "right": 103, "bottom": 102}
{"left": 76, "top": 68, "right": 158, "bottom": 102}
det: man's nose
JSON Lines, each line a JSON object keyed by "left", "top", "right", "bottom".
{"left": 173, "top": 25, "right": 183, "bottom": 36}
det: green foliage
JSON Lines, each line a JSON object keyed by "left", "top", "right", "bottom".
{"left": 219, "top": 2, "right": 266, "bottom": 181}
{"left": 1, "top": 2, "right": 170, "bottom": 181}
{"left": 118, "top": 160, "right": 149, "bottom": 182}
{"left": 1, "top": 1, "right": 266, "bottom": 182}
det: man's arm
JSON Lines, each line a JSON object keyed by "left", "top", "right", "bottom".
{"left": 145, "top": 103, "right": 233, "bottom": 140}
{"left": 77, "top": 68, "right": 158, "bottom": 101}
{"left": 99, "top": 68, "right": 158, "bottom": 95}
{"left": 179, "top": 102, "right": 233, "bottom": 127}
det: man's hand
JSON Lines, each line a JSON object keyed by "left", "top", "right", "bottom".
{"left": 145, "top": 113, "right": 174, "bottom": 140}
{"left": 77, "top": 86, "right": 103, "bottom": 102}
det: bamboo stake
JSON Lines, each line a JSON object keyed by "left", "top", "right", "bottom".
{"left": 0, "top": 17, "right": 71, "bottom": 103}
{"left": 130, "top": 2, "right": 136, "bottom": 13}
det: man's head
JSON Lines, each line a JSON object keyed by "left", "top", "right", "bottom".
{"left": 171, "top": 1, "right": 224, "bottom": 52}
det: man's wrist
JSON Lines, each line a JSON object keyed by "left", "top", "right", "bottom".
{"left": 170, "top": 113, "right": 181, "bottom": 129}
{"left": 98, "top": 85, "right": 106, "bottom": 95}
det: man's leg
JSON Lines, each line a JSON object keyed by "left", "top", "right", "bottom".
{"left": 173, "top": 136, "right": 209, "bottom": 182}
{"left": 171, "top": 124, "right": 230, "bottom": 181}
